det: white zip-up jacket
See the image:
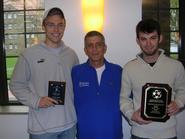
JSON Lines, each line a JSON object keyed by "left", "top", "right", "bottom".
{"left": 10, "top": 41, "right": 79, "bottom": 134}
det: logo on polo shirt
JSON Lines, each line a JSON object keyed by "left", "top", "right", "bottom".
{"left": 79, "top": 82, "right": 89, "bottom": 87}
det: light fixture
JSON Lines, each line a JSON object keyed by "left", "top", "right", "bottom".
{"left": 82, "top": 0, "right": 104, "bottom": 32}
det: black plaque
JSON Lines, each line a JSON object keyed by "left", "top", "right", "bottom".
{"left": 141, "top": 83, "right": 171, "bottom": 122}
{"left": 48, "top": 81, "right": 66, "bottom": 105}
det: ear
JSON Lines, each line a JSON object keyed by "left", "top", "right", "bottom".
{"left": 104, "top": 44, "right": 107, "bottom": 54}
{"left": 136, "top": 38, "right": 140, "bottom": 45}
{"left": 42, "top": 24, "right": 46, "bottom": 32}
{"left": 159, "top": 34, "right": 163, "bottom": 43}
{"left": 63, "top": 23, "right": 66, "bottom": 31}
{"left": 84, "top": 47, "right": 88, "bottom": 56}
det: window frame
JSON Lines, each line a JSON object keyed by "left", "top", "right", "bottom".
{"left": 0, "top": 0, "right": 44, "bottom": 105}
{"left": 179, "top": 0, "right": 185, "bottom": 61}
{"left": 0, "top": 0, "right": 9, "bottom": 105}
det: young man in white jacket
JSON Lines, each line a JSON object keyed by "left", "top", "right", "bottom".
{"left": 120, "top": 18, "right": 185, "bottom": 139}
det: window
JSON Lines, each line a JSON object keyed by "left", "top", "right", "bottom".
{"left": 142, "top": 0, "right": 185, "bottom": 61}
{"left": 0, "top": 0, "right": 45, "bottom": 105}
{"left": 170, "top": 0, "right": 179, "bottom": 59}
{"left": 179, "top": 0, "right": 185, "bottom": 62}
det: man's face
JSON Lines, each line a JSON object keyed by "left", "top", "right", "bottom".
{"left": 84, "top": 36, "right": 106, "bottom": 66}
{"left": 43, "top": 15, "right": 66, "bottom": 46}
{"left": 137, "top": 31, "right": 162, "bottom": 56}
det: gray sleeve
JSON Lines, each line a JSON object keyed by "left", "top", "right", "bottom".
{"left": 174, "top": 62, "right": 185, "bottom": 109}
{"left": 120, "top": 67, "right": 134, "bottom": 122}
{"left": 9, "top": 54, "right": 40, "bottom": 109}
{"left": 73, "top": 51, "right": 79, "bottom": 66}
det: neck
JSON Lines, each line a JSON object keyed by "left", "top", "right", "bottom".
{"left": 89, "top": 60, "right": 104, "bottom": 69}
{"left": 44, "top": 40, "right": 61, "bottom": 48}
{"left": 143, "top": 52, "right": 160, "bottom": 64}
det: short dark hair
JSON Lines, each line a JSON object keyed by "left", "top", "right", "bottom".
{"left": 84, "top": 31, "right": 105, "bottom": 47}
{"left": 42, "top": 7, "right": 65, "bottom": 25}
{"left": 136, "top": 19, "right": 161, "bottom": 38}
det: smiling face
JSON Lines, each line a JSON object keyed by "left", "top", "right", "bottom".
{"left": 84, "top": 35, "right": 107, "bottom": 68}
{"left": 137, "top": 31, "right": 162, "bottom": 57}
{"left": 43, "top": 15, "right": 66, "bottom": 48}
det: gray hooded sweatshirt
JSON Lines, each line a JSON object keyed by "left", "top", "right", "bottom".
{"left": 10, "top": 41, "right": 79, "bottom": 134}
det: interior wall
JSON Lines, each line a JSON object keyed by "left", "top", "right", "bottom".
{"left": 45, "top": 0, "right": 141, "bottom": 66}
{"left": 0, "top": 114, "right": 29, "bottom": 139}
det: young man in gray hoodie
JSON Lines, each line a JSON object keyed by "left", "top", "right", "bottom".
{"left": 10, "top": 7, "right": 79, "bottom": 139}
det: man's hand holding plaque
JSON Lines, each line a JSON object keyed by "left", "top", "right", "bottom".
{"left": 48, "top": 81, "right": 66, "bottom": 105}
{"left": 141, "top": 83, "right": 172, "bottom": 122}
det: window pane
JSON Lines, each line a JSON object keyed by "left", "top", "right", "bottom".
{"left": 159, "top": 10, "right": 170, "bottom": 32}
{"left": 143, "top": 10, "right": 158, "bottom": 20}
{"left": 26, "top": 33, "right": 45, "bottom": 47}
{"left": 25, "top": 0, "right": 44, "bottom": 9}
{"left": 26, "top": 11, "right": 45, "bottom": 33}
{"left": 142, "top": 0, "right": 158, "bottom": 10}
{"left": 5, "top": 34, "right": 25, "bottom": 56}
{"left": 159, "top": 0, "right": 170, "bottom": 9}
{"left": 6, "top": 57, "right": 18, "bottom": 79}
{"left": 170, "top": 32, "right": 179, "bottom": 53}
{"left": 4, "top": 11, "right": 24, "bottom": 34}
{"left": 170, "top": 9, "right": 179, "bottom": 31}
{"left": 7, "top": 80, "right": 17, "bottom": 101}
{"left": 4, "top": 0, "right": 24, "bottom": 10}
{"left": 170, "top": 54, "right": 178, "bottom": 59}
{"left": 171, "top": 32, "right": 180, "bottom": 43}
{"left": 170, "top": 0, "right": 179, "bottom": 8}
{"left": 170, "top": 42, "right": 178, "bottom": 53}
